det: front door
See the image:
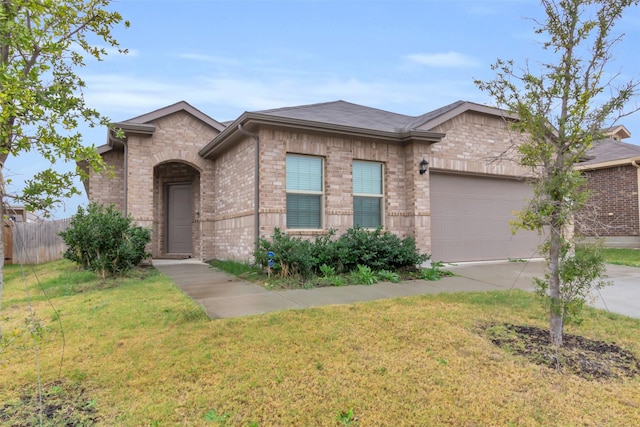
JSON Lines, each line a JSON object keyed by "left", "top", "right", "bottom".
{"left": 166, "top": 183, "right": 192, "bottom": 254}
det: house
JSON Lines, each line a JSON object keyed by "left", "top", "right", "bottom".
{"left": 575, "top": 126, "right": 640, "bottom": 248}
{"left": 83, "top": 100, "right": 543, "bottom": 263}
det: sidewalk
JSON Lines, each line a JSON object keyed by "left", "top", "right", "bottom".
{"left": 153, "top": 259, "right": 638, "bottom": 319}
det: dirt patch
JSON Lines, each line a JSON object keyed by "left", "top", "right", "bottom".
{"left": 0, "top": 380, "right": 99, "bottom": 426}
{"left": 484, "top": 323, "right": 640, "bottom": 380}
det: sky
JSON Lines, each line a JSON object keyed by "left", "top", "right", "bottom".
{"left": 7, "top": 0, "right": 640, "bottom": 219}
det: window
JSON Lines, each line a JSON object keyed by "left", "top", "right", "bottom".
{"left": 286, "top": 154, "right": 323, "bottom": 228}
{"left": 353, "top": 160, "right": 383, "bottom": 228}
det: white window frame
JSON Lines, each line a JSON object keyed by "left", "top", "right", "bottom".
{"left": 352, "top": 160, "right": 384, "bottom": 228}
{"left": 285, "top": 154, "right": 324, "bottom": 229}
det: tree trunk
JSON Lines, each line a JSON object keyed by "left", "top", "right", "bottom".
{"left": 0, "top": 165, "right": 4, "bottom": 342}
{"left": 548, "top": 223, "right": 564, "bottom": 347}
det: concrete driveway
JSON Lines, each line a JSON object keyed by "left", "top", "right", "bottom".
{"left": 154, "top": 259, "right": 638, "bottom": 319}
{"left": 589, "top": 263, "right": 639, "bottom": 318}
{"left": 445, "top": 261, "right": 639, "bottom": 319}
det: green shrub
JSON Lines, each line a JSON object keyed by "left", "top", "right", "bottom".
{"left": 254, "top": 226, "right": 429, "bottom": 280}
{"left": 331, "top": 227, "right": 428, "bottom": 273}
{"left": 254, "top": 228, "right": 315, "bottom": 279}
{"left": 377, "top": 269, "right": 400, "bottom": 283}
{"left": 351, "top": 265, "right": 378, "bottom": 285}
{"left": 319, "top": 264, "right": 336, "bottom": 278}
{"left": 59, "top": 203, "right": 151, "bottom": 277}
{"left": 419, "top": 262, "right": 454, "bottom": 281}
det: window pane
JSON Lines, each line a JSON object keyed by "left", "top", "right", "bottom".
{"left": 353, "top": 161, "right": 382, "bottom": 194}
{"left": 287, "top": 194, "right": 321, "bottom": 228}
{"left": 354, "top": 196, "right": 381, "bottom": 228}
{"left": 286, "top": 155, "right": 322, "bottom": 191}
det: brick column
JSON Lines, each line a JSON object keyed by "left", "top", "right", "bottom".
{"left": 126, "top": 135, "right": 155, "bottom": 231}
{"left": 404, "top": 143, "right": 432, "bottom": 257}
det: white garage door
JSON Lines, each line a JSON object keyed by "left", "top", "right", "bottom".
{"left": 430, "top": 173, "right": 541, "bottom": 262}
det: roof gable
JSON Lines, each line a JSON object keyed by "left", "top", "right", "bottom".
{"left": 410, "top": 101, "right": 517, "bottom": 130}
{"left": 121, "top": 100, "right": 226, "bottom": 132}
{"left": 603, "top": 125, "right": 632, "bottom": 141}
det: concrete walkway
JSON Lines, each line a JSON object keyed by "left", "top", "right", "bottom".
{"left": 153, "top": 259, "right": 639, "bottom": 320}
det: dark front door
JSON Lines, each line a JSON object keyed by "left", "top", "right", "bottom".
{"left": 166, "top": 183, "right": 192, "bottom": 254}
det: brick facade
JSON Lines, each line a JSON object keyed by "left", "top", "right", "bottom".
{"left": 207, "top": 136, "right": 257, "bottom": 261}
{"left": 580, "top": 165, "right": 640, "bottom": 237}
{"left": 88, "top": 103, "right": 533, "bottom": 262}
{"left": 88, "top": 149, "right": 125, "bottom": 212}
{"left": 90, "top": 111, "right": 219, "bottom": 259}
{"left": 255, "top": 127, "right": 433, "bottom": 252}
{"left": 428, "top": 111, "right": 529, "bottom": 178}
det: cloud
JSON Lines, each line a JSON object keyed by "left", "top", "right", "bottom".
{"left": 406, "top": 51, "right": 479, "bottom": 68}
{"left": 175, "top": 53, "right": 240, "bottom": 66}
{"left": 81, "top": 70, "right": 482, "bottom": 124}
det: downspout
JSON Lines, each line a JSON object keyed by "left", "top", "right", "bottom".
{"left": 111, "top": 128, "right": 128, "bottom": 216}
{"left": 123, "top": 138, "right": 128, "bottom": 216}
{"left": 632, "top": 160, "right": 640, "bottom": 238}
{"left": 238, "top": 124, "right": 260, "bottom": 253}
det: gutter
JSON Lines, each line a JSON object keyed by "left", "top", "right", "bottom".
{"left": 238, "top": 124, "right": 260, "bottom": 253}
{"left": 123, "top": 138, "right": 128, "bottom": 216}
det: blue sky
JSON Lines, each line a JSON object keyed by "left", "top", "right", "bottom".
{"left": 7, "top": 0, "right": 640, "bottom": 218}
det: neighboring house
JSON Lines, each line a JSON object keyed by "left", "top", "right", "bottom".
{"left": 575, "top": 126, "right": 640, "bottom": 248}
{"left": 4, "top": 205, "right": 41, "bottom": 222}
{"left": 83, "top": 100, "right": 542, "bottom": 263}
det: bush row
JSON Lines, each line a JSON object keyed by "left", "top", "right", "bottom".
{"left": 254, "top": 227, "right": 429, "bottom": 279}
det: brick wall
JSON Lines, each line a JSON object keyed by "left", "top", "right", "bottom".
{"left": 580, "top": 165, "right": 640, "bottom": 237}
{"left": 255, "top": 126, "right": 433, "bottom": 254}
{"left": 206, "top": 135, "right": 256, "bottom": 261}
{"left": 248, "top": 112, "right": 526, "bottom": 257}
{"left": 88, "top": 148, "right": 125, "bottom": 211}
{"left": 427, "top": 111, "right": 530, "bottom": 178}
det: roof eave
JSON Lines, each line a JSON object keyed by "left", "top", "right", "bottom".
{"left": 111, "top": 122, "right": 156, "bottom": 135}
{"left": 125, "top": 100, "right": 227, "bottom": 132}
{"left": 417, "top": 101, "right": 519, "bottom": 130}
{"left": 199, "top": 113, "right": 444, "bottom": 159}
{"left": 575, "top": 157, "right": 640, "bottom": 171}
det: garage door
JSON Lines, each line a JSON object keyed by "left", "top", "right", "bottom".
{"left": 430, "top": 172, "right": 542, "bottom": 262}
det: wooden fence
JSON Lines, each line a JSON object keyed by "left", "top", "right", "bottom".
{"left": 4, "top": 218, "right": 71, "bottom": 265}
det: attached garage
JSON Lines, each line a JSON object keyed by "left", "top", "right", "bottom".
{"left": 430, "top": 172, "right": 542, "bottom": 262}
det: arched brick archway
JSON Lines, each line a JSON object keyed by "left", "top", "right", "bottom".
{"left": 153, "top": 161, "right": 201, "bottom": 258}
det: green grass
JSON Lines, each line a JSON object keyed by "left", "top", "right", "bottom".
{"left": 1, "top": 260, "right": 639, "bottom": 426}
{"left": 599, "top": 247, "right": 640, "bottom": 267}
{"left": 209, "top": 259, "right": 264, "bottom": 279}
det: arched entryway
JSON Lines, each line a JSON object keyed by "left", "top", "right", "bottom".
{"left": 153, "top": 161, "right": 201, "bottom": 258}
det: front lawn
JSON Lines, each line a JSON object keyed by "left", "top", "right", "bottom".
{"left": 600, "top": 247, "right": 640, "bottom": 267}
{"left": 1, "top": 260, "right": 639, "bottom": 426}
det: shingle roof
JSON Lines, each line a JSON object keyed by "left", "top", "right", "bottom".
{"left": 579, "top": 139, "right": 640, "bottom": 166}
{"left": 404, "top": 101, "right": 467, "bottom": 130}
{"left": 254, "top": 99, "right": 509, "bottom": 133}
{"left": 255, "top": 100, "right": 419, "bottom": 133}
{"left": 199, "top": 99, "right": 513, "bottom": 158}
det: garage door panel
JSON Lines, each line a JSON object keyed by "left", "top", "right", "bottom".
{"left": 430, "top": 173, "right": 541, "bottom": 262}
